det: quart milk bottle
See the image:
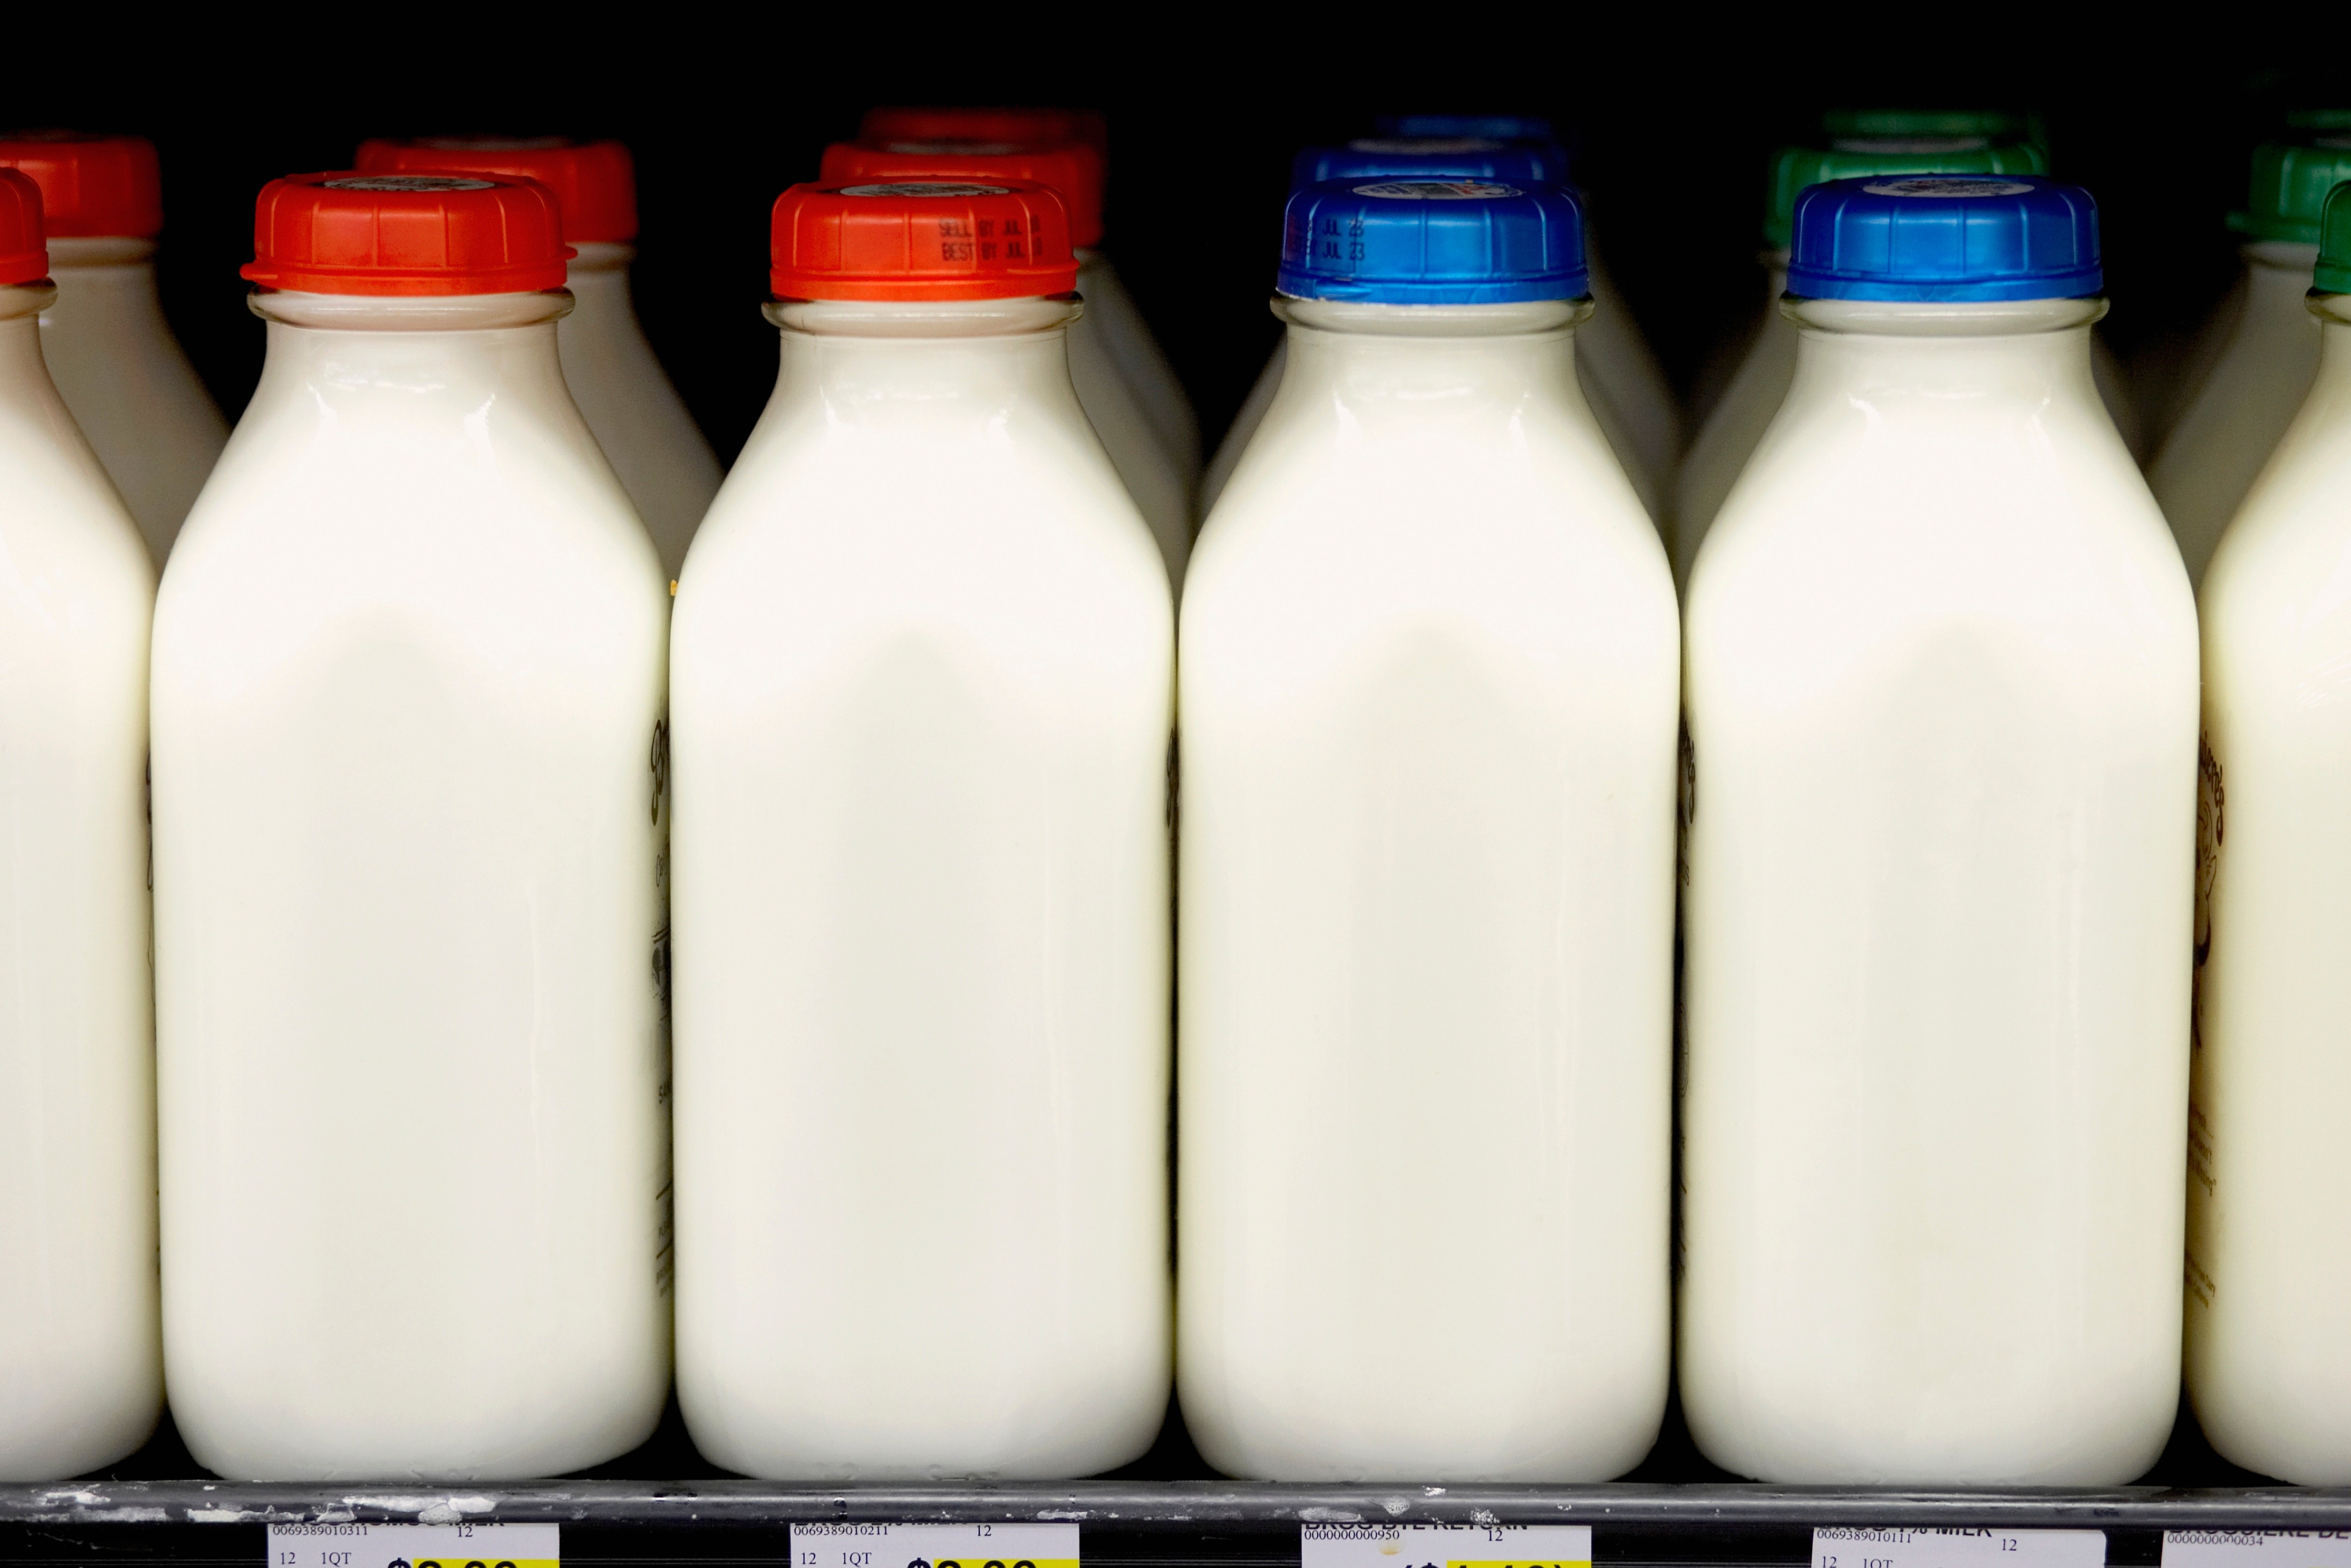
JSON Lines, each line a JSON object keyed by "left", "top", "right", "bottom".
{"left": 818, "top": 139, "right": 1191, "bottom": 581}
{"left": 1203, "top": 136, "right": 1668, "bottom": 523}
{"left": 1673, "top": 138, "right": 2048, "bottom": 584}
{"left": 2148, "top": 141, "right": 2351, "bottom": 584}
{"left": 861, "top": 107, "right": 1200, "bottom": 499}
{"left": 0, "top": 133, "right": 227, "bottom": 567}
{"left": 672, "top": 179, "right": 1172, "bottom": 1480}
{"left": 152, "top": 172, "right": 671, "bottom": 1481}
{"left": 1680, "top": 175, "right": 2196, "bottom": 1485}
{"left": 1179, "top": 177, "right": 1676, "bottom": 1481}
{"left": 356, "top": 137, "right": 723, "bottom": 578}
{"left": 2188, "top": 179, "right": 2351, "bottom": 1486}
{"left": 0, "top": 168, "right": 161, "bottom": 1483}
{"left": 1373, "top": 113, "right": 1680, "bottom": 497}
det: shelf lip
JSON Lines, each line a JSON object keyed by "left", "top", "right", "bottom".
{"left": 5, "top": 1480, "right": 2351, "bottom": 1528}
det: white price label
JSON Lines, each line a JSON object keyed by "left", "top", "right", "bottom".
{"left": 269, "top": 1525, "right": 558, "bottom": 1568}
{"left": 1302, "top": 1524, "right": 1592, "bottom": 1568}
{"left": 1814, "top": 1530, "right": 2106, "bottom": 1568}
{"left": 790, "top": 1523, "right": 1079, "bottom": 1568}
{"left": 2166, "top": 1535, "right": 2351, "bottom": 1568}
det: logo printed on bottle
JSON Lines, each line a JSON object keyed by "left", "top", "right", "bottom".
{"left": 838, "top": 182, "right": 1014, "bottom": 199}
{"left": 1353, "top": 180, "right": 1522, "bottom": 200}
{"left": 322, "top": 175, "right": 499, "bottom": 193}
{"left": 1860, "top": 178, "right": 2034, "bottom": 198}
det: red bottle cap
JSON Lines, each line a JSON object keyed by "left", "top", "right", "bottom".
{"left": 821, "top": 140, "right": 1104, "bottom": 248}
{"left": 858, "top": 106, "right": 1106, "bottom": 157}
{"left": 0, "top": 169, "right": 48, "bottom": 285}
{"left": 0, "top": 132, "right": 162, "bottom": 239}
{"left": 771, "top": 179, "right": 1077, "bottom": 302}
{"left": 352, "top": 136, "right": 637, "bottom": 244}
{"left": 242, "top": 171, "right": 573, "bottom": 296}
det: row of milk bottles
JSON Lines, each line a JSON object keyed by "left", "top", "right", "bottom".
{"left": 0, "top": 106, "right": 2345, "bottom": 1495}
{"left": 0, "top": 115, "right": 1195, "bottom": 1484}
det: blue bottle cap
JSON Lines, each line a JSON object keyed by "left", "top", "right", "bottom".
{"left": 1277, "top": 177, "right": 1588, "bottom": 305}
{"left": 1785, "top": 174, "right": 2101, "bottom": 302}
{"left": 1290, "top": 136, "right": 1569, "bottom": 191}
{"left": 1379, "top": 113, "right": 1557, "bottom": 143}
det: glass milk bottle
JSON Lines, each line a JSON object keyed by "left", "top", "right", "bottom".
{"left": 671, "top": 179, "right": 1173, "bottom": 1481}
{"left": 356, "top": 137, "right": 723, "bottom": 578}
{"left": 152, "top": 172, "right": 671, "bottom": 1482}
{"left": 1180, "top": 177, "right": 1676, "bottom": 1481}
{"left": 1680, "top": 175, "right": 2196, "bottom": 1484}
{"left": 2190, "top": 178, "right": 2351, "bottom": 1486}
{"left": 861, "top": 107, "right": 1200, "bottom": 501}
{"left": 1673, "top": 138, "right": 2048, "bottom": 584}
{"left": 2148, "top": 141, "right": 2351, "bottom": 584}
{"left": 1375, "top": 113, "right": 1680, "bottom": 503}
{"left": 0, "top": 168, "right": 161, "bottom": 1483}
{"left": 0, "top": 133, "right": 227, "bottom": 566}
{"left": 1205, "top": 136, "right": 1667, "bottom": 524}
{"left": 819, "top": 139, "right": 1193, "bottom": 582}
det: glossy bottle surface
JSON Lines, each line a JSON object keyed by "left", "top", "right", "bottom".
{"left": 1205, "top": 247, "right": 1668, "bottom": 524}
{"left": 2190, "top": 291, "right": 2351, "bottom": 1484}
{"left": 561, "top": 242, "right": 722, "bottom": 579}
{"left": 40, "top": 237, "right": 228, "bottom": 567}
{"left": 1180, "top": 297, "right": 1677, "bottom": 1482}
{"left": 1678, "top": 258, "right": 2145, "bottom": 585}
{"left": 1072, "top": 252, "right": 1194, "bottom": 580}
{"left": 1579, "top": 242, "right": 1679, "bottom": 512}
{"left": 152, "top": 290, "right": 672, "bottom": 1482}
{"left": 2149, "top": 242, "right": 2322, "bottom": 585}
{"left": 0, "top": 283, "right": 162, "bottom": 1481}
{"left": 1681, "top": 296, "right": 2196, "bottom": 1485}
{"left": 672, "top": 295, "right": 1174, "bottom": 1482}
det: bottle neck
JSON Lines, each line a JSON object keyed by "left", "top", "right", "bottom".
{"left": 2244, "top": 239, "right": 2321, "bottom": 278}
{"left": 1272, "top": 296, "right": 1589, "bottom": 417}
{"left": 1780, "top": 295, "right": 2106, "bottom": 402}
{"left": 244, "top": 289, "right": 576, "bottom": 416}
{"left": 561, "top": 241, "right": 636, "bottom": 329}
{"left": 2305, "top": 292, "right": 2351, "bottom": 382}
{"left": 40, "top": 236, "right": 167, "bottom": 336}
{"left": 760, "top": 296, "right": 1088, "bottom": 426}
{"left": 0, "top": 283, "right": 54, "bottom": 396}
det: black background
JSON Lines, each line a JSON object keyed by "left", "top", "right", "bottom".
{"left": 2, "top": 33, "right": 2316, "bottom": 476}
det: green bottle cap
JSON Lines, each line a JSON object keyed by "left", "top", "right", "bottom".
{"left": 2230, "top": 141, "right": 2351, "bottom": 244}
{"left": 2310, "top": 180, "right": 2351, "bottom": 292}
{"left": 1762, "top": 140, "right": 2050, "bottom": 249}
{"left": 1821, "top": 109, "right": 2036, "bottom": 143}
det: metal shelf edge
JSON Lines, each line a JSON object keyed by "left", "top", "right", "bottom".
{"left": 5, "top": 1481, "right": 2351, "bottom": 1528}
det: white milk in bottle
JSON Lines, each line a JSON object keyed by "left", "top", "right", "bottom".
{"left": 0, "top": 133, "right": 227, "bottom": 567}
{"left": 1681, "top": 175, "right": 2196, "bottom": 1484}
{"left": 356, "top": 137, "right": 723, "bottom": 578}
{"left": 1673, "top": 137, "right": 2048, "bottom": 584}
{"left": 2189, "top": 179, "right": 2351, "bottom": 1486}
{"left": 0, "top": 168, "right": 161, "bottom": 1483}
{"left": 819, "top": 137, "right": 1193, "bottom": 581}
{"left": 2148, "top": 141, "right": 2351, "bottom": 585}
{"left": 152, "top": 171, "right": 671, "bottom": 1481}
{"left": 672, "top": 178, "right": 1172, "bottom": 1480}
{"left": 1205, "top": 128, "right": 1676, "bottom": 521}
{"left": 1378, "top": 115, "right": 1680, "bottom": 503}
{"left": 1180, "top": 176, "right": 1676, "bottom": 1481}
{"left": 861, "top": 109, "right": 1200, "bottom": 518}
